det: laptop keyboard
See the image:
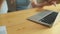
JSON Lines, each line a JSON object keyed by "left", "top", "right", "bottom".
{"left": 39, "top": 12, "right": 58, "bottom": 24}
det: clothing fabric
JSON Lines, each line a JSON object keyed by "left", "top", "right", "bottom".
{"left": 16, "top": 0, "right": 33, "bottom": 10}
{"left": 0, "top": 0, "right": 8, "bottom": 14}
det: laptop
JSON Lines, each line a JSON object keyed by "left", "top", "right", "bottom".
{"left": 27, "top": 10, "right": 58, "bottom": 27}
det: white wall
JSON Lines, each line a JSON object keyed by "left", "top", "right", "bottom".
{"left": 0, "top": 0, "right": 8, "bottom": 14}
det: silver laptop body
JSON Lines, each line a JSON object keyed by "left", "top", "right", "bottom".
{"left": 27, "top": 10, "right": 58, "bottom": 27}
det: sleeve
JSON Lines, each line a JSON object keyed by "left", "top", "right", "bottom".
{"left": 0, "top": 0, "right": 8, "bottom": 14}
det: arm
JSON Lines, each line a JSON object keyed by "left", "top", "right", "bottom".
{"left": 31, "top": 0, "right": 57, "bottom": 8}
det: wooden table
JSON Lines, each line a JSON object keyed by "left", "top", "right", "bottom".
{"left": 0, "top": 4, "right": 60, "bottom": 34}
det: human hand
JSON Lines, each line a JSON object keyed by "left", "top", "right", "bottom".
{"left": 32, "top": 0, "right": 57, "bottom": 8}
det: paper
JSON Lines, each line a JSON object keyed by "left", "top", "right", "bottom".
{"left": 0, "top": 26, "right": 7, "bottom": 34}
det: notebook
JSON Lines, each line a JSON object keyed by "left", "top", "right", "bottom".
{"left": 27, "top": 10, "right": 58, "bottom": 27}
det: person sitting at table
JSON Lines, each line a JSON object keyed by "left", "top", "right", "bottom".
{"left": 16, "top": 0, "right": 57, "bottom": 10}
{"left": 0, "top": 0, "right": 8, "bottom": 14}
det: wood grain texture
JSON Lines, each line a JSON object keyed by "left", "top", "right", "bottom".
{"left": 0, "top": 4, "right": 60, "bottom": 34}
